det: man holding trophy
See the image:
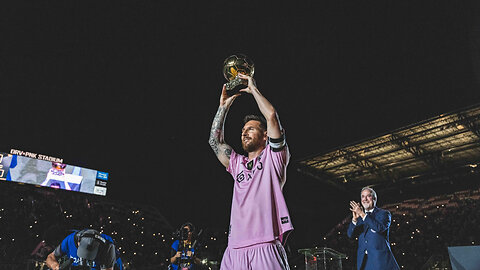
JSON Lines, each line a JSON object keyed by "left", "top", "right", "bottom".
{"left": 209, "top": 55, "right": 293, "bottom": 270}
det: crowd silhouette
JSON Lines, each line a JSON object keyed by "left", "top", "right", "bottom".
{"left": 0, "top": 182, "right": 226, "bottom": 270}
{"left": 2, "top": 180, "right": 480, "bottom": 269}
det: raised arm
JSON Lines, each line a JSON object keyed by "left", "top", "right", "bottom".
{"left": 237, "top": 73, "right": 283, "bottom": 139}
{"left": 209, "top": 84, "right": 240, "bottom": 168}
{"left": 45, "top": 251, "right": 60, "bottom": 270}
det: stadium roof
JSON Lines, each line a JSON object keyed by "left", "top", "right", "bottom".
{"left": 296, "top": 103, "right": 480, "bottom": 191}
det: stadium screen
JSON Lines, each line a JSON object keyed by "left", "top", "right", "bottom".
{"left": 0, "top": 152, "right": 108, "bottom": 196}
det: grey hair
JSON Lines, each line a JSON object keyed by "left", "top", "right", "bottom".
{"left": 361, "top": 186, "right": 377, "bottom": 206}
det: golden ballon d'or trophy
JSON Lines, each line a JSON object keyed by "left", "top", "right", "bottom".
{"left": 222, "top": 54, "right": 255, "bottom": 94}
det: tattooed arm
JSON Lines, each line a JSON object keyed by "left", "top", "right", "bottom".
{"left": 209, "top": 84, "right": 240, "bottom": 168}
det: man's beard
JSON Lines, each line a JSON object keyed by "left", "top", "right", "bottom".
{"left": 242, "top": 140, "right": 261, "bottom": 153}
{"left": 362, "top": 202, "right": 373, "bottom": 210}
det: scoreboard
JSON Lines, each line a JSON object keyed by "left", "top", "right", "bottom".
{"left": 0, "top": 152, "right": 109, "bottom": 196}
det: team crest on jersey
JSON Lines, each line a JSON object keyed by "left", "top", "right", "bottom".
{"left": 245, "top": 155, "right": 263, "bottom": 171}
{"left": 281, "top": 216, "right": 289, "bottom": 224}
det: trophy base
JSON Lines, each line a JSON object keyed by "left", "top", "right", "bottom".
{"left": 225, "top": 77, "right": 246, "bottom": 94}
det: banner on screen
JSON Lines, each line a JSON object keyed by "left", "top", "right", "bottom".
{"left": 0, "top": 152, "right": 108, "bottom": 196}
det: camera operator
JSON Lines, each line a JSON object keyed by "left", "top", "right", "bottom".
{"left": 45, "top": 229, "right": 120, "bottom": 270}
{"left": 169, "top": 222, "right": 201, "bottom": 270}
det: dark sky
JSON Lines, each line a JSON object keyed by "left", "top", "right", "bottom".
{"left": 2, "top": 0, "right": 480, "bottom": 248}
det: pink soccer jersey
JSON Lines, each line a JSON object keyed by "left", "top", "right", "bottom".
{"left": 226, "top": 144, "right": 293, "bottom": 248}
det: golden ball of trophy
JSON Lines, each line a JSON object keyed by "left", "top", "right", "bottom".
{"left": 222, "top": 54, "right": 255, "bottom": 92}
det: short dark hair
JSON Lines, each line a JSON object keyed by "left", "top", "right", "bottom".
{"left": 181, "top": 222, "right": 195, "bottom": 233}
{"left": 243, "top": 115, "right": 267, "bottom": 132}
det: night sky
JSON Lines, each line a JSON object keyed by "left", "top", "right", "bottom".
{"left": 2, "top": 0, "right": 480, "bottom": 249}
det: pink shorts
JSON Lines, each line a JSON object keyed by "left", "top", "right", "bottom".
{"left": 220, "top": 240, "right": 290, "bottom": 270}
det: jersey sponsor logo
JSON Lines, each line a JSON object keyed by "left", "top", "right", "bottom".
{"left": 281, "top": 216, "right": 289, "bottom": 224}
{"left": 237, "top": 171, "right": 256, "bottom": 183}
{"left": 236, "top": 171, "right": 245, "bottom": 183}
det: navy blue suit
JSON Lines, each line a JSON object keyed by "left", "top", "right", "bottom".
{"left": 347, "top": 207, "right": 400, "bottom": 270}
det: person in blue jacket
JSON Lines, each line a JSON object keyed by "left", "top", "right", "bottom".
{"left": 45, "top": 229, "right": 122, "bottom": 270}
{"left": 102, "top": 234, "right": 124, "bottom": 270}
{"left": 348, "top": 187, "right": 400, "bottom": 270}
{"left": 169, "top": 222, "right": 201, "bottom": 270}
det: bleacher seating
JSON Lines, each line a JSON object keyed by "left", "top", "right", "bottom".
{"left": 0, "top": 182, "right": 227, "bottom": 269}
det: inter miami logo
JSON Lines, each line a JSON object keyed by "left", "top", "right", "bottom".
{"left": 246, "top": 160, "right": 254, "bottom": 170}
{"left": 281, "top": 216, "right": 289, "bottom": 224}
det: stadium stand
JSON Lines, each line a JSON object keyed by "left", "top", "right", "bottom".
{"left": 0, "top": 181, "right": 227, "bottom": 270}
